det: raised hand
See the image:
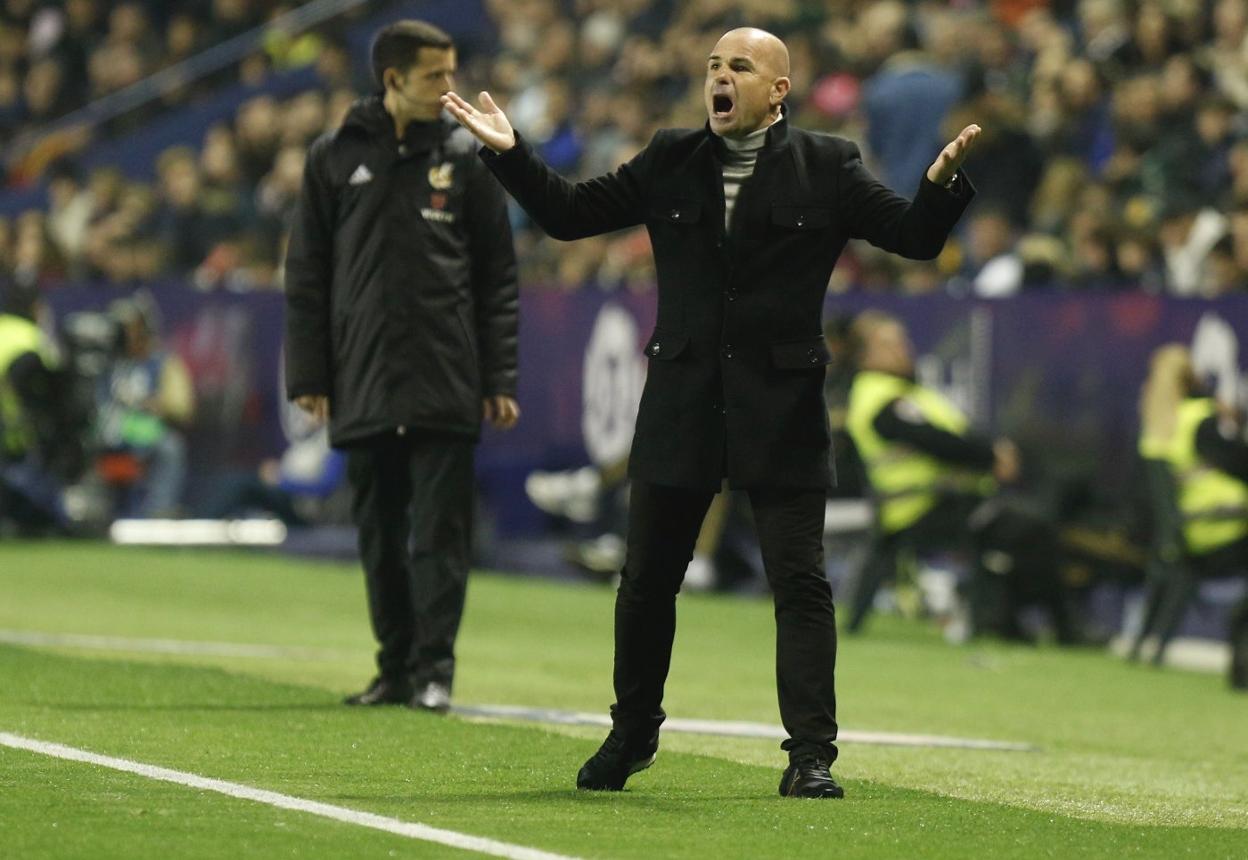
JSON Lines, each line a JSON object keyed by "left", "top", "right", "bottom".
{"left": 441, "top": 91, "right": 516, "bottom": 154}
{"left": 926, "top": 124, "right": 981, "bottom": 187}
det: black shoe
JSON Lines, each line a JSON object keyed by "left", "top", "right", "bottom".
{"left": 343, "top": 676, "right": 410, "bottom": 706}
{"left": 779, "top": 756, "right": 845, "bottom": 799}
{"left": 576, "top": 730, "right": 658, "bottom": 791}
{"left": 410, "top": 681, "right": 451, "bottom": 713}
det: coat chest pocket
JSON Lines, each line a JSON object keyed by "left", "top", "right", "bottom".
{"left": 771, "top": 336, "right": 830, "bottom": 369}
{"left": 644, "top": 329, "right": 690, "bottom": 360}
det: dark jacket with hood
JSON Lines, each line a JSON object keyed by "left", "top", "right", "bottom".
{"left": 285, "top": 96, "right": 518, "bottom": 446}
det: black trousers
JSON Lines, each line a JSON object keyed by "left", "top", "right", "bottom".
{"left": 347, "top": 432, "right": 474, "bottom": 690}
{"left": 611, "top": 481, "right": 838, "bottom": 763}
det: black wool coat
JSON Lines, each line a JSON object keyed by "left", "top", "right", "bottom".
{"left": 483, "top": 112, "right": 973, "bottom": 490}
{"left": 285, "top": 97, "right": 518, "bottom": 446}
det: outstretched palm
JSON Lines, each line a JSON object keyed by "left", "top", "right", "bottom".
{"left": 926, "top": 124, "right": 981, "bottom": 186}
{"left": 441, "top": 91, "right": 516, "bottom": 153}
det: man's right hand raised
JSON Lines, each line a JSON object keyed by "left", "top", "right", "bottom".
{"left": 441, "top": 91, "right": 516, "bottom": 154}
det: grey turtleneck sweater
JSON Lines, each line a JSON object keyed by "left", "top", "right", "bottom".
{"left": 719, "top": 114, "right": 783, "bottom": 230}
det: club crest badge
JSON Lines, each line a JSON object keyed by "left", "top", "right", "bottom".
{"left": 428, "top": 162, "right": 454, "bottom": 190}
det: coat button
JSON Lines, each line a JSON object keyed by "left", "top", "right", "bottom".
{"left": 399, "top": 144, "right": 408, "bottom": 156}
{"left": 670, "top": 209, "right": 681, "bottom": 220}
{"left": 652, "top": 342, "right": 661, "bottom": 355}
{"left": 722, "top": 343, "right": 734, "bottom": 359}
{"left": 807, "top": 348, "right": 820, "bottom": 364}
{"left": 796, "top": 215, "right": 806, "bottom": 227}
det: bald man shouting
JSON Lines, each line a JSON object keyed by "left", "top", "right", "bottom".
{"left": 445, "top": 28, "right": 977, "bottom": 798}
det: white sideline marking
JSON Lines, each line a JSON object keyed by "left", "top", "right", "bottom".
{"left": 454, "top": 705, "right": 1038, "bottom": 752}
{"left": 0, "top": 630, "right": 344, "bottom": 661}
{"left": 0, "top": 732, "right": 579, "bottom": 860}
{"left": 3, "top": 630, "right": 1035, "bottom": 751}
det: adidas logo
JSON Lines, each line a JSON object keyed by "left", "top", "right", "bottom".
{"left": 348, "top": 164, "right": 373, "bottom": 186}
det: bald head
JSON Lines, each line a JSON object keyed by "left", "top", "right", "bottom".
{"left": 717, "top": 28, "right": 790, "bottom": 76}
{"left": 705, "top": 27, "right": 792, "bottom": 138}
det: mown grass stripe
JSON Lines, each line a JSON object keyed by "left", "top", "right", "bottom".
{"left": 0, "top": 732, "right": 581, "bottom": 860}
{"left": 0, "top": 629, "right": 343, "bottom": 660}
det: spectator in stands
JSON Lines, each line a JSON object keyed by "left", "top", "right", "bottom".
{"left": 234, "top": 95, "right": 283, "bottom": 185}
{"left": 152, "top": 146, "right": 231, "bottom": 274}
{"left": 45, "top": 159, "right": 92, "bottom": 275}
{"left": 860, "top": 2, "right": 963, "bottom": 195}
{"left": 7, "top": 0, "right": 1248, "bottom": 296}
{"left": 12, "top": 210, "right": 60, "bottom": 289}
{"left": 965, "top": 208, "right": 1023, "bottom": 297}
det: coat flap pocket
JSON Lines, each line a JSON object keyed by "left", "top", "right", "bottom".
{"left": 644, "top": 330, "right": 690, "bottom": 360}
{"left": 771, "top": 337, "right": 830, "bottom": 369}
{"left": 649, "top": 198, "right": 703, "bottom": 224}
{"left": 771, "top": 205, "right": 832, "bottom": 230}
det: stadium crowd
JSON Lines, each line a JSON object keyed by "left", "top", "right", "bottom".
{"left": 4, "top": 0, "right": 1248, "bottom": 296}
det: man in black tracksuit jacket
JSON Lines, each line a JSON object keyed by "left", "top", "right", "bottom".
{"left": 284, "top": 21, "right": 518, "bottom": 712}
{"left": 444, "top": 27, "right": 976, "bottom": 797}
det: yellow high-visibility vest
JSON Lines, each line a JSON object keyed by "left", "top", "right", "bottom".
{"left": 0, "top": 313, "right": 55, "bottom": 456}
{"left": 1160, "top": 398, "right": 1248, "bottom": 555}
{"left": 846, "top": 370, "right": 992, "bottom": 534}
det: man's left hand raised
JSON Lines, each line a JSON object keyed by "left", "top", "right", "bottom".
{"left": 926, "top": 124, "right": 981, "bottom": 187}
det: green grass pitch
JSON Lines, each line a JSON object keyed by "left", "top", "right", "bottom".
{"left": 1, "top": 542, "right": 1246, "bottom": 858}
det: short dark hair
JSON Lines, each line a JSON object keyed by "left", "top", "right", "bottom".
{"left": 370, "top": 20, "right": 453, "bottom": 90}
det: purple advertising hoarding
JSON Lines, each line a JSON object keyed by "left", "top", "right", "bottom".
{"left": 46, "top": 286, "right": 1248, "bottom": 536}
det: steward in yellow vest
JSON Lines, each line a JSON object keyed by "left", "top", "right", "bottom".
{"left": 1156, "top": 397, "right": 1248, "bottom": 556}
{"left": 0, "top": 283, "right": 77, "bottom": 532}
{"left": 843, "top": 311, "right": 1074, "bottom": 643}
{"left": 0, "top": 307, "right": 57, "bottom": 461}
{"left": 847, "top": 368, "right": 998, "bottom": 535}
{"left": 1140, "top": 344, "right": 1248, "bottom": 689}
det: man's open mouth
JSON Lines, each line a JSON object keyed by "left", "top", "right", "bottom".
{"left": 712, "top": 94, "right": 734, "bottom": 118}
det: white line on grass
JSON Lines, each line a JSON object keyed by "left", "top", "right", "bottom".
{"left": 0, "top": 732, "right": 580, "bottom": 860}
{"left": 2, "top": 630, "right": 1035, "bottom": 750}
{"left": 454, "top": 705, "right": 1038, "bottom": 752}
{"left": 0, "top": 630, "right": 344, "bottom": 661}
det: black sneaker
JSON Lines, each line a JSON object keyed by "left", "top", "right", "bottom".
{"left": 343, "top": 676, "right": 410, "bottom": 706}
{"left": 779, "top": 756, "right": 845, "bottom": 799}
{"left": 576, "top": 730, "right": 658, "bottom": 791}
